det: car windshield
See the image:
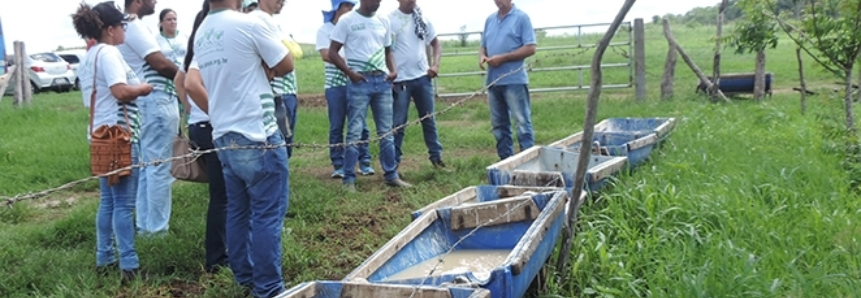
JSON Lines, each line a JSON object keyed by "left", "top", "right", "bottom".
{"left": 30, "top": 53, "right": 62, "bottom": 63}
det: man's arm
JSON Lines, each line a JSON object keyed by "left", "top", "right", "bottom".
{"left": 384, "top": 46, "right": 397, "bottom": 82}
{"left": 316, "top": 26, "right": 333, "bottom": 63}
{"left": 185, "top": 68, "right": 209, "bottom": 114}
{"left": 250, "top": 21, "right": 294, "bottom": 77}
{"left": 144, "top": 52, "right": 179, "bottom": 79}
{"left": 479, "top": 47, "right": 488, "bottom": 70}
{"left": 174, "top": 71, "right": 191, "bottom": 116}
{"left": 328, "top": 41, "right": 351, "bottom": 75}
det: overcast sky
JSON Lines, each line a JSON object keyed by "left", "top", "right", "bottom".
{"left": 1, "top": 0, "right": 720, "bottom": 54}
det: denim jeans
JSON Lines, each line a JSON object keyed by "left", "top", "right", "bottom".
{"left": 274, "top": 94, "right": 298, "bottom": 158}
{"left": 96, "top": 142, "right": 140, "bottom": 271}
{"left": 344, "top": 73, "right": 399, "bottom": 183}
{"left": 325, "top": 86, "right": 372, "bottom": 170}
{"left": 136, "top": 90, "right": 180, "bottom": 235}
{"left": 214, "top": 132, "right": 288, "bottom": 298}
{"left": 392, "top": 75, "right": 443, "bottom": 164}
{"left": 488, "top": 84, "right": 534, "bottom": 160}
{"left": 188, "top": 122, "right": 228, "bottom": 271}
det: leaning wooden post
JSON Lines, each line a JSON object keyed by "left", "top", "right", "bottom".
{"left": 661, "top": 18, "right": 677, "bottom": 100}
{"left": 20, "top": 42, "right": 32, "bottom": 105}
{"left": 797, "top": 47, "right": 808, "bottom": 115}
{"left": 664, "top": 21, "right": 730, "bottom": 102}
{"left": 710, "top": 0, "right": 729, "bottom": 100}
{"left": 555, "top": 0, "right": 637, "bottom": 285}
{"left": 634, "top": 18, "right": 646, "bottom": 102}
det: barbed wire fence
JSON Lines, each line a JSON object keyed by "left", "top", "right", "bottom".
{"left": 1, "top": 43, "right": 628, "bottom": 208}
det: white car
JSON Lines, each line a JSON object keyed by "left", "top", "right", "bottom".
{"left": 4, "top": 52, "right": 75, "bottom": 95}
{"left": 55, "top": 49, "right": 86, "bottom": 90}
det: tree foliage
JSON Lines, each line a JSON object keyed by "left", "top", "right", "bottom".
{"left": 725, "top": 0, "right": 780, "bottom": 54}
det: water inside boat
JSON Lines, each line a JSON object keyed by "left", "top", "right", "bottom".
{"left": 383, "top": 249, "right": 511, "bottom": 281}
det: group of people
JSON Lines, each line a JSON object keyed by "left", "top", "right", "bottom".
{"left": 71, "top": 0, "right": 536, "bottom": 297}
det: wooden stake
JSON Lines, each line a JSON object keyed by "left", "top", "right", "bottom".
{"left": 711, "top": 0, "right": 729, "bottom": 99}
{"left": 661, "top": 18, "right": 677, "bottom": 100}
{"left": 663, "top": 20, "right": 730, "bottom": 103}
{"left": 555, "top": 0, "right": 637, "bottom": 285}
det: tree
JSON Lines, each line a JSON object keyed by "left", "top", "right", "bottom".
{"left": 725, "top": 0, "right": 779, "bottom": 100}
{"left": 652, "top": 15, "right": 661, "bottom": 24}
{"left": 769, "top": 0, "right": 861, "bottom": 133}
{"left": 458, "top": 25, "right": 468, "bottom": 47}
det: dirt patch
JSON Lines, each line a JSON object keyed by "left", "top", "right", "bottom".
{"left": 115, "top": 279, "right": 206, "bottom": 298}
{"left": 298, "top": 93, "right": 327, "bottom": 108}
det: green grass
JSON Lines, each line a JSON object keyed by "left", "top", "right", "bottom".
{"left": 1, "top": 22, "right": 861, "bottom": 297}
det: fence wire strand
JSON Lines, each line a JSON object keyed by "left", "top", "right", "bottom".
{"left": 1, "top": 65, "right": 528, "bottom": 207}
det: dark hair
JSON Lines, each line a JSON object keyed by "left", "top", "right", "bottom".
{"left": 158, "top": 8, "right": 175, "bottom": 32}
{"left": 72, "top": 1, "right": 125, "bottom": 40}
{"left": 124, "top": 0, "right": 134, "bottom": 9}
{"left": 72, "top": 3, "right": 104, "bottom": 40}
{"left": 183, "top": 1, "right": 210, "bottom": 72}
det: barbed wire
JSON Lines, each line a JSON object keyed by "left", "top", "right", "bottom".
{"left": 1, "top": 65, "right": 527, "bottom": 207}
{"left": 407, "top": 177, "right": 565, "bottom": 298}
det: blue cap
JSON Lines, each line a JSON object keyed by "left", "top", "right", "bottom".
{"left": 322, "top": 0, "right": 358, "bottom": 23}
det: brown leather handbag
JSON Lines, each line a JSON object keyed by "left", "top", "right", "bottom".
{"left": 170, "top": 127, "right": 209, "bottom": 183}
{"left": 88, "top": 46, "right": 133, "bottom": 186}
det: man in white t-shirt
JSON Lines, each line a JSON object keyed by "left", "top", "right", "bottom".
{"left": 388, "top": 0, "right": 446, "bottom": 171}
{"left": 249, "top": 0, "right": 300, "bottom": 159}
{"left": 329, "top": 0, "right": 412, "bottom": 191}
{"left": 315, "top": 0, "right": 376, "bottom": 179}
{"left": 186, "top": 0, "right": 294, "bottom": 297}
{"left": 119, "top": 0, "right": 181, "bottom": 237}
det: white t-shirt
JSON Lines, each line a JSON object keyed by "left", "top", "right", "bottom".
{"left": 315, "top": 22, "right": 348, "bottom": 89}
{"left": 190, "top": 9, "right": 290, "bottom": 142}
{"left": 118, "top": 17, "right": 174, "bottom": 96}
{"left": 79, "top": 44, "right": 142, "bottom": 143}
{"left": 156, "top": 31, "right": 189, "bottom": 68}
{"left": 179, "top": 66, "right": 209, "bottom": 125}
{"left": 388, "top": 9, "right": 436, "bottom": 82}
{"left": 248, "top": 9, "right": 298, "bottom": 95}
{"left": 330, "top": 11, "right": 392, "bottom": 73}
{"left": 156, "top": 31, "right": 189, "bottom": 97}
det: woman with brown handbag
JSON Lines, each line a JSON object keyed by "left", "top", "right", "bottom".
{"left": 72, "top": 1, "right": 153, "bottom": 282}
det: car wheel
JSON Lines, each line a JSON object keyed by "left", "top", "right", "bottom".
{"left": 30, "top": 82, "right": 39, "bottom": 94}
{"left": 74, "top": 78, "right": 80, "bottom": 91}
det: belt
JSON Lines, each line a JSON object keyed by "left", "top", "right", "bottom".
{"left": 358, "top": 70, "right": 386, "bottom": 76}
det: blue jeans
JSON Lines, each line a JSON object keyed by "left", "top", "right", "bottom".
{"left": 344, "top": 73, "right": 399, "bottom": 183}
{"left": 188, "top": 122, "right": 228, "bottom": 271}
{"left": 214, "top": 132, "right": 288, "bottom": 298}
{"left": 488, "top": 84, "right": 534, "bottom": 160}
{"left": 326, "top": 86, "right": 372, "bottom": 170}
{"left": 274, "top": 94, "right": 298, "bottom": 158}
{"left": 392, "top": 75, "right": 443, "bottom": 164}
{"left": 136, "top": 90, "right": 179, "bottom": 235}
{"left": 96, "top": 142, "right": 140, "bottom": 271}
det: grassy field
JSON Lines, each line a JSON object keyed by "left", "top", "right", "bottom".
{"left": 1, "top": 21, "right": 860, "bottom": 297}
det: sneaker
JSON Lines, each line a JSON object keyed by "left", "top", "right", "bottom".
{"left": 96, "top": 263, "right": 118, "bottom": 277}
{"left": 385, "top": 178, "right": 413, "bottom": 188}
{"left": 343, "top": 183, "right": 357, "bottom": 192}
{"left": 359, "top": 163, "right": 375, "bottom": 176}
{"left": 431, "top": 159, "right": 447, "bottom": 168}
{"left": 331, "top": 168, "right": 345, "bottom": 179}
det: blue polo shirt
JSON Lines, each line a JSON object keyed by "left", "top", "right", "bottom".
{"left": 481, "top": 5, "right": 536, "bottom": 86}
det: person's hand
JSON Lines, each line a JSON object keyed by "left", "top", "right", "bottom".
{"left": 479, "top": 56, "right": 488, "bottom": 70}
{"left": 347, "top": 71, "right": 367, "bottom": 83}
{"left": 486, "top": 55, "right": 506, "bottom": 67}
{"left": 385, "top": 71, "right": 398, "bottom": 82}
{"left": 139, "top": 83, "right": 153, "bottom": 96}
{"left": 428, "top": 65, "right": 439, "bottom": 78}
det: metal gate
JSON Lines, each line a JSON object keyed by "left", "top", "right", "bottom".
{"left": 433, "top": 22, "right": 633, "bottom": 98}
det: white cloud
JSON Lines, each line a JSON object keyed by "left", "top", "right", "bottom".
{"left": 0, "top": 0, "right": 720, "bottom": 54}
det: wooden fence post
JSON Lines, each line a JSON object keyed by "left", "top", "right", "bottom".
{"left": 634, "top": 18, "right": 646, "bottom": 102}
{"left": 13, "top": 41, "right": 23, "bottom": 107}
{"left": 20, "top": 42, "right": 32, "bottom": 105}
{"left": 661, "top": 18, "right": 677, "bottom": 100}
